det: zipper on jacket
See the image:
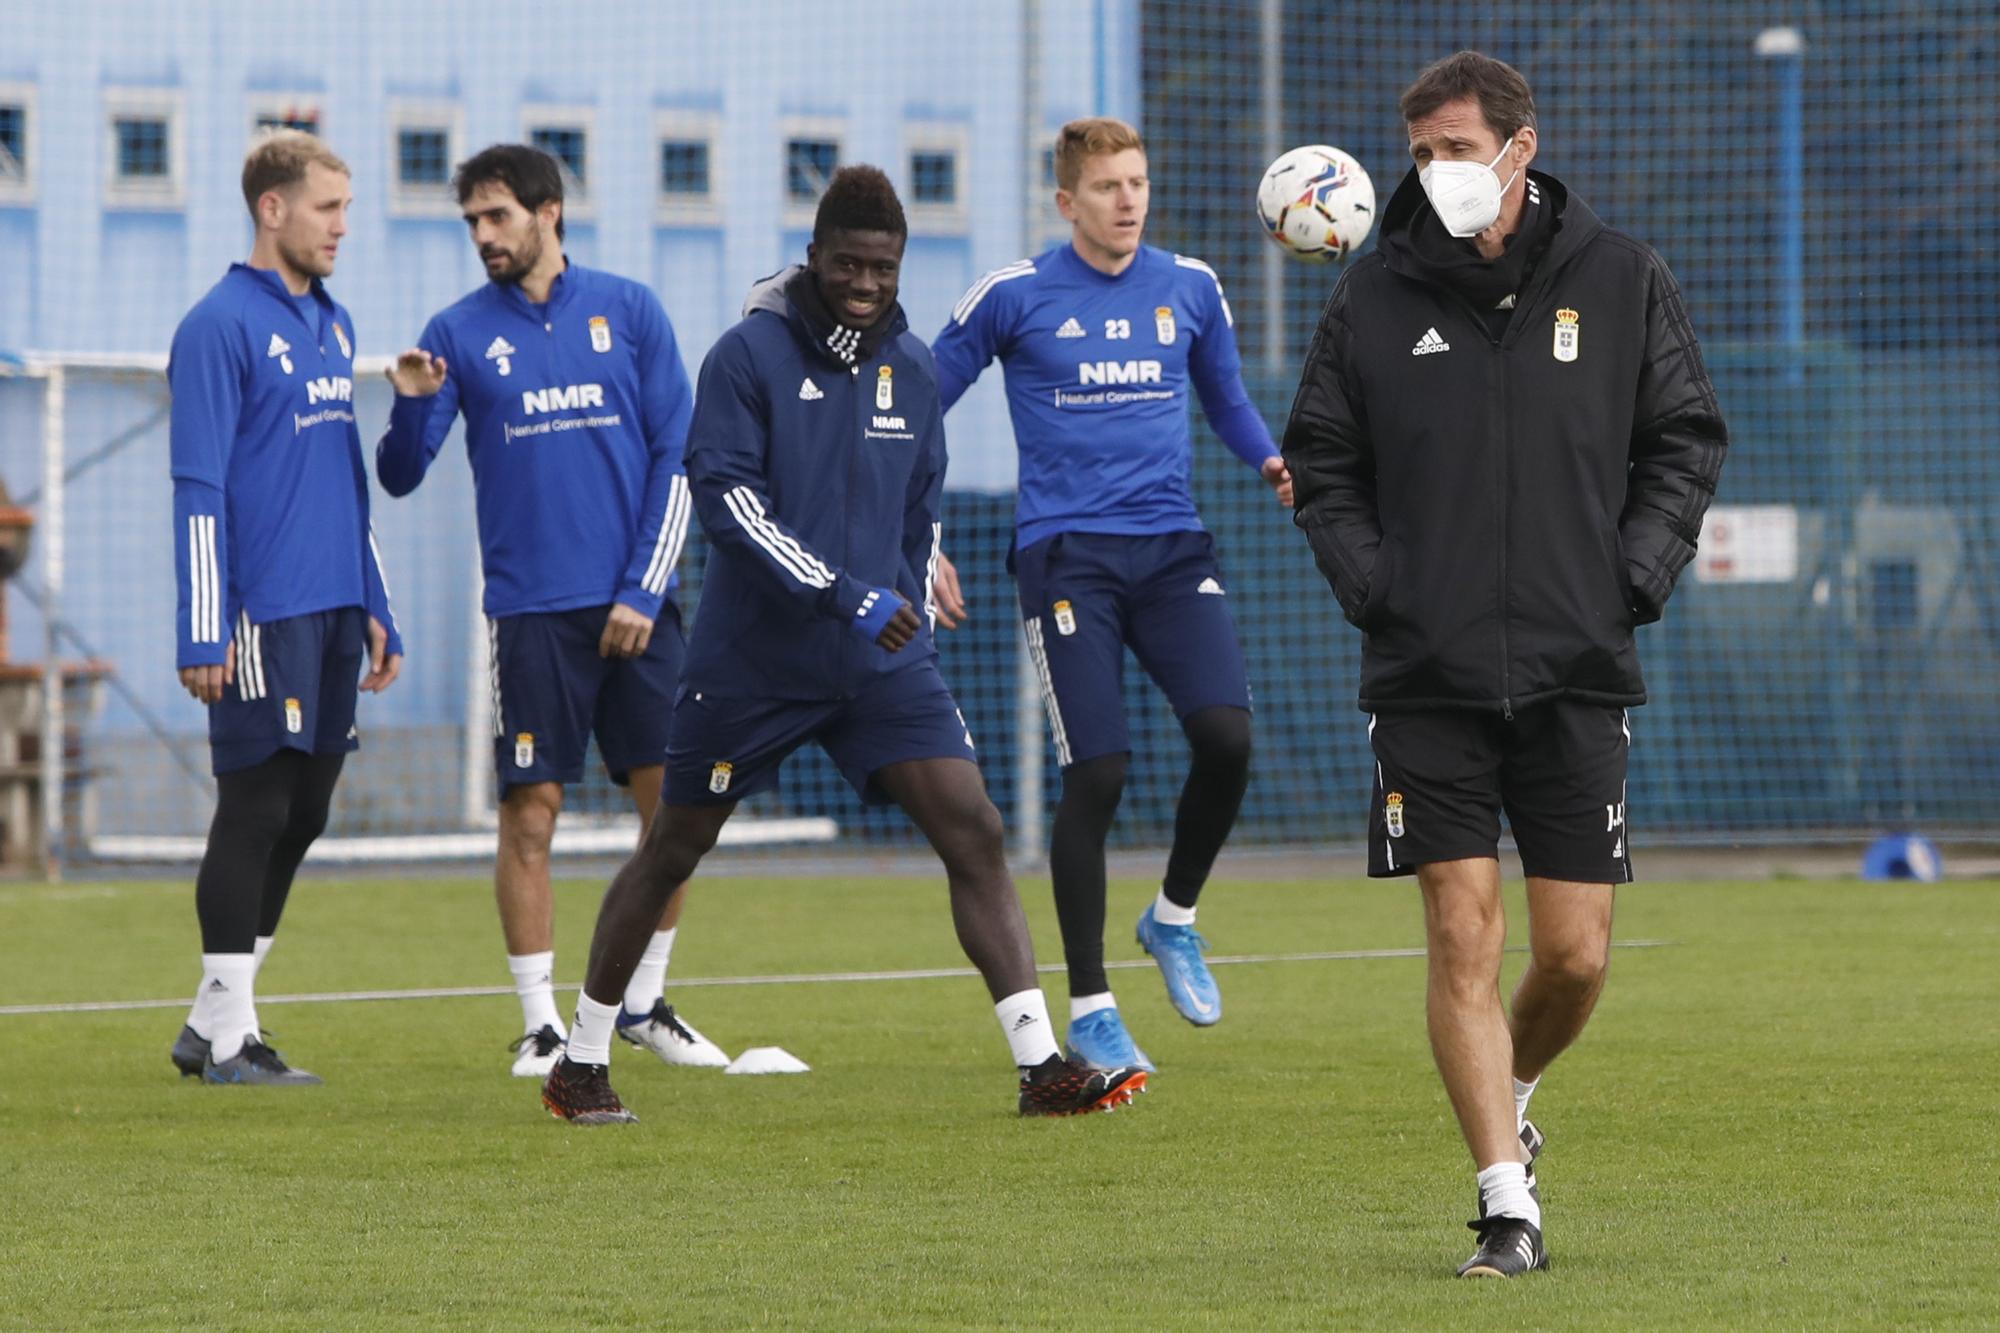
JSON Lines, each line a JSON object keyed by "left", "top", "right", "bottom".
{"left": 1495, "top": 347, "right": 1512, "bottom": 720}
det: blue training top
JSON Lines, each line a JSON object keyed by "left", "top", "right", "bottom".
{"left": 375, "top": 261, "right": 695, "bottom": 620}
{"left": 169, "top": 263, "right": 401, "bottom": 668}
{"left": 931, "top": 242, "right": 1277, "bottom": 550}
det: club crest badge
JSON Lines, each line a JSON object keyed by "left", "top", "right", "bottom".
{"left": 1553, "top": 308, "right": 1580, "bottom": 363}
{"left": 876, "top": 365, "right": 894, "bottom": 410}
{"left": 1052, "top": 599, "right": 1077, "bottom": 636}
{"left": 515, "top": 732, "right": 535, "bottom": 768}
{"left": 332, "top": 322, "right": 352, "bottom": 359}
{"left": 284, "top": 698, "right": 303, "bottom": 734}
{"left": 1155, "top": 305, "right": 1177, "bottom": 343}
{"left": 709, "top": 761, "right": 734, "bottom": 795}
{"left": 1384, "top": 790, "right": 1406, "bottom": 838}
{"left": 267, "top": 333, "right": 293, "bottom": 375}
{"left": 589, "top": 316, "right": 612, "bottom": 353}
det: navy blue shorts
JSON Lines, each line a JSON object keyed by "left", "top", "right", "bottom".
{"left": 490, "top": 602, "right": 684, "bottom": 796}
{"left": 662, "top": 661, "right": 977, "bottom": 807}
{"left": 209, "top": 606, "right": 366, "bottom": 775}
{"left": 1013, "top": 529, "right": 1252, "bottom": 768}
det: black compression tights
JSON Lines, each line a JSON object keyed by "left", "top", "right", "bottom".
{"left": 1049, "top": 706, "right": 1253, "bottom": 996}
{"left": 194, "top": 750, "right": 346, "bottom": 954}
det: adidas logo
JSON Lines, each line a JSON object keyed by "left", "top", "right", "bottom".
{"left": 1055, "top": 317, "right": 1086, "bottom": 339}
{"left": 206, "top": 979, "right": 228, "bottom": 992}
{"left": 266, "top": 333, "right": 290, "bottom": 358}
{"left": 484, "top": 337, "right": 516, "bottom": 359}
{"left": 1411, "top": 327, "right": 1450, "bottom": 356}
{"left": 1197, "top": 577, "right": 1225, "bottom": 596}
{"left": 1011, "top": 1013, "right": 1041, "bottom": 1031}
{"left": 798, "top": 378, "right": 824, "bottom": 401}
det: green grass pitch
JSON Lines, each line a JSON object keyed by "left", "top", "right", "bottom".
{"left": 3, "top": 870, "right": 1996, "bottom": 1328}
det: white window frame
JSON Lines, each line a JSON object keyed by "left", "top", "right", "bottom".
{"left": 386, "top": 99, "right": 463, "bottom": 219}
{"left": 780, "top": 116, "right": 845, "bottom": 229}
{"left": 904, "top": 123, "right": 969, "bottom": 236}
{"left": 103, "top": 87, "right": 185, "bottom": 211}
{"left": 653, "top": 109, "right": 721, "bottom": 227}
{"left": 0, "top": 83, "right": 35, "bottom": 205}
{"left": 246, "top": 91, "right": 326, "bottom": 144}
{"left": 521, "top": 103, "right": 595, "bottom": 221}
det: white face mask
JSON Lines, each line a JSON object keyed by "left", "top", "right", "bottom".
{"left": 1419, "top": 138, "right": 1520, "bottom": 238}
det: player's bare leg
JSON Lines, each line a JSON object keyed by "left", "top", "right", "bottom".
{"left": 614, "top": 763, "right": 727, "bottom": 1067}
{"left": 1507, "top": 877, "right": 1614, "bottom": 1126}
{"left": 496, "top": 781, "right": 570, "bottom": 1074}
{"left": 873, "top": 757, "right": 1036, "bottom": 1000}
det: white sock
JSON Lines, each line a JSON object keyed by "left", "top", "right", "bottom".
{"left": 1476, "top": 1161, "right": 1542, "bottom": 1229}
{"left": 200, "top": 954, "right": 259, "bottom": 1062}
{"left": 996, "top": 988, "right": 1061, "bottom": 1069}
{"left": 567, "top": 993, "right": 621, "bottom": 1066}
{"left": 623, "top": 929, "right": 676, "bottom": 1015}
{"left": 1514, "top": 1075, "right": 1540, "bottom": 1132}
{"left": 1069, "top": 991, "right": 1117, "bottom": 1021}
{"left": 253, "top": 935, "right": 275, "bottom": 976}
{"left": 1150, "top": 889, "right": 1196, "bottom": 927}
{"left": 508, "top": 951, "right": 565, "bottom": 1037}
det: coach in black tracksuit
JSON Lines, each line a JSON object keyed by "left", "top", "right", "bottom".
{"left": 1282, "top": 52, "right": 1726, "bottom": 1278}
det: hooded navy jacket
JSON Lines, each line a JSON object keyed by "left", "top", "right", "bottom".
{"left": 680, "top": 267, "right": 946, "bottom": 700}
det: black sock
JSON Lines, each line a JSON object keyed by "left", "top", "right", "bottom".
{"left": 1161, "top": 707, "right": 1252, "bottom": 910}
{"left": 1048, "top": 752, "right": 1128, "bottom": 997}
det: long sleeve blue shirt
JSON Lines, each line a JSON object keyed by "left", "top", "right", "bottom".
{"left": 168, "top": 263, "right": 401, "bottom": 668}
{"left": 375, "top": 262, "right": 695, "bottom": 620}
{"left": 932, "top": 242, "right": 1277, "bottom": 550}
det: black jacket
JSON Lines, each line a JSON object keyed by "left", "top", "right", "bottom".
{"left": 1283, "top": 169, "right": 1727, "bottom": 714}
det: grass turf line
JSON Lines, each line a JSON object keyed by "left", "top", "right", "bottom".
{"left": 2, "top": 874, "right": 1995, "bottom": 1328}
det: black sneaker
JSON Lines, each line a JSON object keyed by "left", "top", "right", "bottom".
{"left": 541, "top": 1056, "right": 638, "bottom": 1125}
{"left": 1457, "top": 1215, "right": 1549, "bottom": 1278}
{"left": 202, "top": 1036, "right": 322, "bottom": 1086}
{"left": 1017, "top": 1054, "right": 1147, "bottom": 1117}
{"left": 170, "top": 1025, "right": 210, "bottom": 1078}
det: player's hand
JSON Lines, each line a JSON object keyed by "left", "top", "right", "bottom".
{"left": 386, "top": 349, "right": 448, "bottom": 398}
{"left": 931, "top": 550, "right": 968, "bottom": 630}
{"left": 177, "top": 642, "right": 236, "bottom": 705}
{"left": 877, "top": 599, "right": 923, "bottom": 652}
{"left": 361, "top": 616, "right": 402, "bottom": 693}
{"left": 600, "top": 603, "right": 655, "bottom": 659}
{"left": 1261, "top": 455, "right": 1295, "bottom": 508}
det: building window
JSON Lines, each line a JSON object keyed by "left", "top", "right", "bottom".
{"left": 905, "top": 125, "right": 968, "bottom": 235}
{"left": 661, "top": 139, "right": 710, "bottom": 197}
{"left": 0, "top": 102, "right": 25, "bottom": 183}
{"left": 655, "top": 111, "right": 720, "bottom": 226}
{"left": 531, "top": 126, "right": 587, "bottom": 188}
{"left": 785, "top": 137, "right": 839, "bottom": 201}
{"left": 398, "top": 128, "right": 449, "bottom": 186}
{"left": 911, "top": 149, "right": 957, "bottom": 206}
{"left": 115, "top": 116, "right": 170, "bottom": 180}
{"left": 103, "top": 89, "right": 183, "bottom": 208}
{"left": 386, "top": 101, "right": 461, "bottom": 217}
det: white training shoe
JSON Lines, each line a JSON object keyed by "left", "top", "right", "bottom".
{"left": 615, "top": 999, "right": 730, "bottom": 1068}
{"left": 508, "top": 1024, "right": 566, "bottom": 1078}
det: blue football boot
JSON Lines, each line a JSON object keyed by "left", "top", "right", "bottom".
{"left": 1065, "top": 1006, "right": 1155, "bottom": 1073}
{"left": 1135, "top": 905, "right": 1222, "bottom": 1026}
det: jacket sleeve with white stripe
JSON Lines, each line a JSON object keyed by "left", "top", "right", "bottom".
{"left": 616, "top": 289, "right": 695, "bottom": 620}
{"left": 683, "top": 331, "right": 885, "bottom": 627}
{"left": 903, "top": 358, "right": 948, "bottom": 634}
{"left": 167, "top": 302, "right": 245, "bottom": 669}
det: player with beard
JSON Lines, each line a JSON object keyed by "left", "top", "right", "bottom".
{"left": 378, "top": 144, "right": 727, "bottom": 1078}
{"left": 168, "top": 130, "right": 403, "bottom": 1085}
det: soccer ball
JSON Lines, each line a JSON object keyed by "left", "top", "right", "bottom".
{"left": 1256, "top": 145, "right": 1376, "bottom": 264}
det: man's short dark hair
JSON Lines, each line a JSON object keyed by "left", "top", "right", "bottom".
{"left": 812, "top": 165, "right": 907, "bottom": 248}
{"left": 453, "top": 143, "right": 566, "bottom": 240}
{"left": 1399, "top": 51, "right": 1538, "bottom": 141}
